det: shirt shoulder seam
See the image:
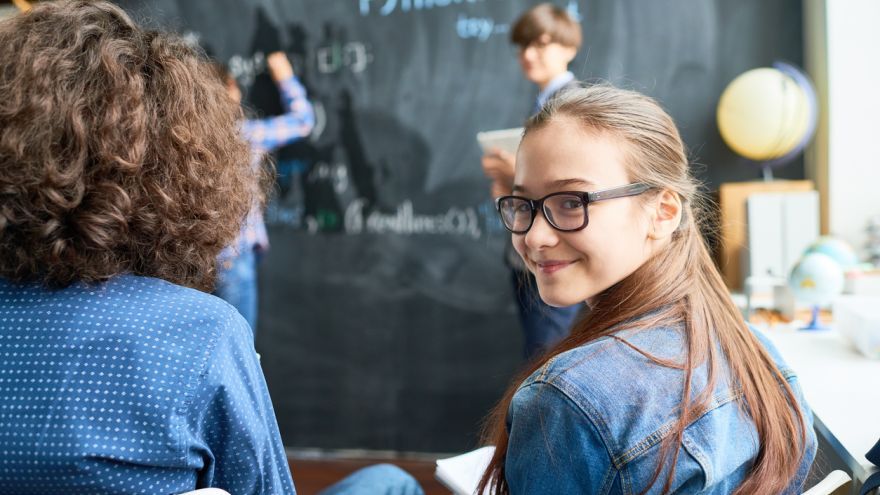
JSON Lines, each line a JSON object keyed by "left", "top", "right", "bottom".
{"left": 175, "top": 309, "right": 227, "bottom": 464}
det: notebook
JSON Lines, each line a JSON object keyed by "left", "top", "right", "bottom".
{"left": 476, "top": 127, "right": 524, "bottom": 155}
{"left": 434, "top": 445, "right": 496, "bottom": 495}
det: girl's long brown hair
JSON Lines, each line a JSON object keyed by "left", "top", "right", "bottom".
{"left": 479, "top": 85, "right": 809, "bottom": 495}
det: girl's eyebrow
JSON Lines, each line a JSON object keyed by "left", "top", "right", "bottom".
{"left": 549, "top": 178, "right": 597, "bottom": 189}
{"left": 512, "top": 178, "right": 597, "bottom": 194}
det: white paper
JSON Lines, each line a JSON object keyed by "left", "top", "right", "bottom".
{"left": 476, "top": 127, "right": 524, "bottom": 155}
{"left": 801, "top": 470, "right": 850, "bottom": 495}
{"left": 434, "top": 445, "right": 496, "bottom": 495}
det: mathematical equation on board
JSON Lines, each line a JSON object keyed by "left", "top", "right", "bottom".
{"left": 220, "top": 43, "right": 374, "bottom": 89}
{"left": 358, "top": 0, "right": 581, "bottom": 41}
{"left": 359, "top": 0, "right": 581, "bottom": 19}
{"left": 266, "top": 160, "right": 506, "bottom": 239}
{"left": 359, "top": 0, "right": 510, "bottom": 42}
{"left": 316, "top": 42, "right": 373, "bottom": 75}
{"left": 185, "top": 0, "right": 583, "bottom": 85}
{"left": 359, "top": 0, "right": 496, "bottom": 17}
{"left": 181, "top": 32, "right": 374, "bottom": 88}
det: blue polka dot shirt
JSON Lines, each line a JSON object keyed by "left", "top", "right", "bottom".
{"left": 0, "top": 274, "right": 296, "bottom": 494}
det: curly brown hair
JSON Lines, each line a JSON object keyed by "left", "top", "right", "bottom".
{"left": 0, "top": 1, "right": 260, "bottom": 291}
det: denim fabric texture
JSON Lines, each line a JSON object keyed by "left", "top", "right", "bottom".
{"left": 214, "top": 248, "right": 259, "bottom": 335}
{"left": 215, "top": 74, "right": 315, "bottom": 330}
{"left": 318, "top": 464, "right": 424, "bottom": 495}
{"left": 504, "top": 324, "right": 817, "bottom": 494}
{"left": 220, "top": 74, "right": 315, "bottom": 262}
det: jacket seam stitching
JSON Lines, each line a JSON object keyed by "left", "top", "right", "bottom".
{"left": 612, "top": 388, "right": 744, "bottom": 467}
{"left": 523, "top": 379, "right": 621, "bottom": 474}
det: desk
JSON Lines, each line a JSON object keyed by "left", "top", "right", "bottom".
{"left": 764, "top": 327, "right": 880, "bottom": 486}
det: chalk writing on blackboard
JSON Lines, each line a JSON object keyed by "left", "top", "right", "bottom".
{"left": 456, "top": 15, "right": 506, "bottom": 41}
{"left": 359, "top": 0, "right": 512, "bottom": 43}
{"left": 316, "top": 41, "right": 373, "bottom": 75}
{"left": 308, "top": 162, "right": 349, "bottom": 194}
{"left": 359, "top": 0, "right": 492, "bottom": 17}
{"left": 228, "top": 52, "right": 266, "bottom": 88}
{"left": 266, "top": 199, "right": 488, "bottom": 239}
{"left": 344, "top": 199, "right": 481, "bottom": 238}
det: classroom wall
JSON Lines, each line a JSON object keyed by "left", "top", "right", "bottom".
{"left": 824, "top": 0, "right": 880, "bottom": 256}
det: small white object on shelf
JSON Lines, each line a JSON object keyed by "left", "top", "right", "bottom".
{"left": 844, "top": 268, "right": 880, "bottom": 296}
{"left": 834, "top": 295, "right": 880, "bottom": 359}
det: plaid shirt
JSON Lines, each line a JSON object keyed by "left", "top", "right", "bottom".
{"left": 241, "top": 76, "right": 315, "bottom": 156}
{"left": 221, "top": 75, "right": 314, "bottom": 261}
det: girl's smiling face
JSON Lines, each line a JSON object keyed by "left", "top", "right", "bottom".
{"left": 512, "top": 117, "right": 660, "bottom": 307}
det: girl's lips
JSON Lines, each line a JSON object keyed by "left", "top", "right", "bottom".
{"left": 535, "top": 260, "right": 576, "bottom": 274}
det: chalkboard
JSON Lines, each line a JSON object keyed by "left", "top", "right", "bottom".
{"left": 114, "top": 0, "right": 803, "bottom": 453}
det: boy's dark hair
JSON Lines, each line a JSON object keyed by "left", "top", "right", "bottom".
{"left": 0, "top": 0, "right": 259, "bottom": 291}
{"left": 511, "top": 3, "right": 582, "bottom": 49}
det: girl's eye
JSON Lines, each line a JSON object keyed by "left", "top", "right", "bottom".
{"left": 560, "top": 198, "right": 583, "bottom": 209}
{"left": 515, "top": 202, "right": 531, "bottom": 213}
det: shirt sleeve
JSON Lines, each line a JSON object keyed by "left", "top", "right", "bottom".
{"left": 182, "top": 311, "right": 296, "bottom": 495}
{"left": 241, "top": 75, "right": 315, "bottom": 154}
{"left": 505, "top": 380, "right": 620, "bottom": 494}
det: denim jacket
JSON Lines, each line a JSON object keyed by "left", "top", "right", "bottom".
{"left": 505, "top": 325, "right": 817, "bottom": 494}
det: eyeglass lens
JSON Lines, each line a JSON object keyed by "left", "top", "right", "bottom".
{"left": 499, "top": 193, "right": 587, "bottom": 233}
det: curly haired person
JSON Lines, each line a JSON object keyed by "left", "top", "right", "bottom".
{"left": 0, "top": 2, "right": 421, "bottom": 494}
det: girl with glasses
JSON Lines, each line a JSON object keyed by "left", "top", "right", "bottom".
{"left": 479, "top": 85, "right": 816, "bottom": 494}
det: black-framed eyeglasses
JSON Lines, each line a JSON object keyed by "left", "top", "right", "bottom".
{"left": 515, "top": 38, "right": 553, "bottom": 54}
{"left": 495, "top": 182, "right": 652, "bottom": 234}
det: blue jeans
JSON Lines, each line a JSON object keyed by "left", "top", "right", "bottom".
{"left": 214, "top": 249, "right": 258, "bottom": 336}
{"left": 318, "top": 464, "right": 424, "bottom": 495}
{"left": 511, "top": 270, "right": 582, "bottom": 359}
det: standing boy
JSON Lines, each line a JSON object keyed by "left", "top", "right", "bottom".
{"left": 481, "top": 3, "right": 584, "bottom": 358}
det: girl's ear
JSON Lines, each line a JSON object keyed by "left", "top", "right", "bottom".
{"left": 649, "top": 189, "right": 683, "bottom": 240}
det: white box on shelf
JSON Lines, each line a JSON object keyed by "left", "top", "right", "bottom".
{"left": 834, "top": 295, "right": 880, "bottom": 359}
{"left": 844, "top": 269, "right": 880, "bottom": 296}
{"left": 745, "top": 191, "right": 819, "bottom": 282}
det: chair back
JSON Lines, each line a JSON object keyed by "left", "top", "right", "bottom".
{"left": 802, "top": 470, "right": 852, "bottom": 495}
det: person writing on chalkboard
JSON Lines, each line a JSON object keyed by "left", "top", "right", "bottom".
{"left": 481, "top": 3, "right": 584, "bottom": 358}
{"left": 477, "top": 85, "right": 817, "bottom": 493}
{"left": 214, "top": 50, "right": 315, "bottom": 335}
{"left": 0, "top": 2, "right": 424, "bottom": 494}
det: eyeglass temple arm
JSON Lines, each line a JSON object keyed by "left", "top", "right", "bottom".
{"left": 586, "top": 183, "right": 651, "bottom": 203}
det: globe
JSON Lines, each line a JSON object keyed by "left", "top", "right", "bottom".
{"left": 789, "top": 253, "right": 845, "bottom": 330}
{"left": 716, "top": 62, "right": 817, "bottom": 172}
{"left": 805, "top": 236, "right": 859, "bottom": 269}
{"left": 789, "top": 253, "right": 845, "bottom": 306}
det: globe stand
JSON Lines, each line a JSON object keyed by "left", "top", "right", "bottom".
{"left": 800, "top": 305, "right": 829, "bottom": 331}
{"left": 761, "top": 164, "right": 775, "bottom": 182}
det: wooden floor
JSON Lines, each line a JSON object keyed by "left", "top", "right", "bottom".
{"left": 288, "top": 455, "right": 449, "bottom": 495}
